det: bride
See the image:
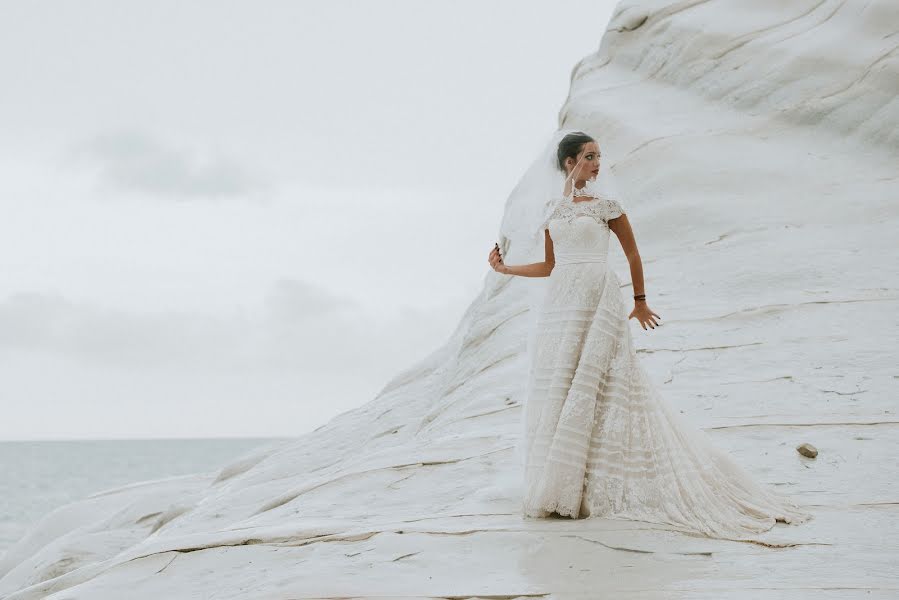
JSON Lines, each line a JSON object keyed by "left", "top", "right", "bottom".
{"left": 487, "top": 128, "right": 813, "bottom": 539}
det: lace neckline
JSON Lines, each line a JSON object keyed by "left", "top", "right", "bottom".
{"left": 566, "top": 182, "right": 599, "bottom": 203}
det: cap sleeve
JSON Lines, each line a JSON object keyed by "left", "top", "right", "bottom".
{"left": 539, "top": 212, "right": 553, "bottom": 231}
{"left": 603, "top": 197, "right": 625, "bottom": 221}
{"left": 538, "top": 199, "right": 561, "bottom": 231}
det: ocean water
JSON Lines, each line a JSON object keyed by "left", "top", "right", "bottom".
{"left": 0, "top": 437, "right": 291, "bottom": 556}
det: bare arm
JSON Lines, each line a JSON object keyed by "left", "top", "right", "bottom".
{"left": 608, "top": 214, "right": 661, "bottom": 330}
{"left": 488, "top": 229, "right": 555, "bottom": 277}
{"left": 608, "top": 214, "right": 644, "bottom": 295}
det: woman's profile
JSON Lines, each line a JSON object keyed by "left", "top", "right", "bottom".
{"left": 488, "top": 129, "right": 813, "bottom": 539}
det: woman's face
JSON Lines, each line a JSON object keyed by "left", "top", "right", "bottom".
{"left": 566, "top": 141, "right": 601, "bottom": 181}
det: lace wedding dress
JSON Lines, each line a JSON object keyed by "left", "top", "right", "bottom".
{"left": 520, "top": 191, "right": 813, "bottom": 539}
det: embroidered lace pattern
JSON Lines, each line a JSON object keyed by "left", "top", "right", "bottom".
{"left": 539, "top": 182, "right": 626, "bottom": 231}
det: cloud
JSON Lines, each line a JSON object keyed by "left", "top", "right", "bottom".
{"left": 66, "top": 130, "right": 267, "bottom": 200}
{"left": 0, "top": 280, "right": 447, "bottom": 375}
{"left": 0, "top": 290, "right": 248, "bottom": 370}
{"left": 263, "top": 279, "right": 356, "bottom": 325}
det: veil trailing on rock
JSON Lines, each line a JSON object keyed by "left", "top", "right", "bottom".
{"left": 497, "top": 126, "right": 620, "bottom": 476}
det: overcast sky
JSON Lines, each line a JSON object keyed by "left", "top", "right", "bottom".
{"left": 0, "top": 1, "right": 617, "bottom": 440}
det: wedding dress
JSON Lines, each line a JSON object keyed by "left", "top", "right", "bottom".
{"left": 519, "top": 185, "right": 813, "bottom": 539}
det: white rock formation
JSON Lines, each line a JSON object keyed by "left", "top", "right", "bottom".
{"left": 2, "top": 1, "right": 897, "bottom": 597}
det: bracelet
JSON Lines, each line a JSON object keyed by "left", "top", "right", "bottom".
{"left": 634, "top": 294, "right": 646, "bottom": 301}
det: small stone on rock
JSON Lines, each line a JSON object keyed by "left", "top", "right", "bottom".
{"left": 796, "top": 442, "right": 818, "bottom": 458}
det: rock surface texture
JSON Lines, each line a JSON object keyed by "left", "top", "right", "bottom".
{"left": 2, "top": 1, "right": 897, "bottom": 598}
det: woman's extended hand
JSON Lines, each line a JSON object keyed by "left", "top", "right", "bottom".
{"left": 629, "top": 302, "right": 661, "bottom": 330}
{"left": 488, "top": 244, "right": 507, "bottom": 274}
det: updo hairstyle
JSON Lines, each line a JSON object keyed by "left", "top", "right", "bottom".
{"left": 556, "top": 131, "right": 597, "bottom": 173}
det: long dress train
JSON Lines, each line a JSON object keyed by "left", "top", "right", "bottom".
{"left": 520, "top": 192, "right": 813, "bottom": 539}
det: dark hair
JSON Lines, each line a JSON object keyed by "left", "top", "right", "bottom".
{"left": 556, "top": 131, "right": 597, "bottom": 172}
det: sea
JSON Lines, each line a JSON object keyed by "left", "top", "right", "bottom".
{"left": 0, "top": 437, "right": 291, "bottom": 557}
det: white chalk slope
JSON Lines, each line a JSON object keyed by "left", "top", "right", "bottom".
{"left": 2, "top": 1, "right": 897, "bottom": 597}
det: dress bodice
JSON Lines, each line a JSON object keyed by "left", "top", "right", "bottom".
{"left": 543, "top": 196, "right": 625, "bottom": 267}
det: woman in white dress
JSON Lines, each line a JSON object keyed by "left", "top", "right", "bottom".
{"left": 488, "top": 129, "right": 812, "bottom": 539}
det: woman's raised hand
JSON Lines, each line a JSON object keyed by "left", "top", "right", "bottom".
{"left": 488, "top": 243, "right": 507, "bottom": 274}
